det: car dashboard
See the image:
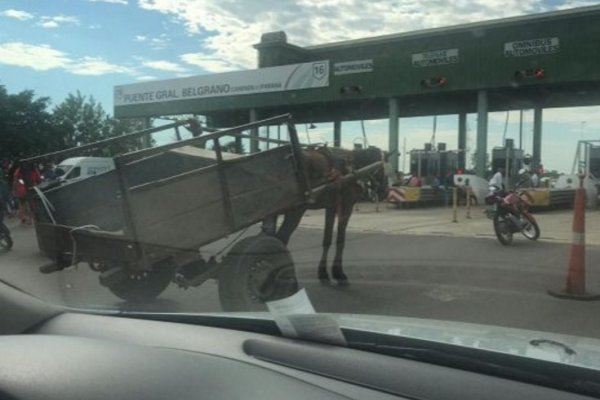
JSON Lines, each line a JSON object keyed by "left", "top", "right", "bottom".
{"left": 0, "top": 283, "right": 595, "bottom": 400}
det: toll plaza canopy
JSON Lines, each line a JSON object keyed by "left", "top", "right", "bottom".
{"left": 114, "top": 5, "right": 600, "bottom": 175}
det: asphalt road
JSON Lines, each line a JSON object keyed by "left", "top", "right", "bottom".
{"left": 2, "top": 221, "right": 600, "bottom": 339}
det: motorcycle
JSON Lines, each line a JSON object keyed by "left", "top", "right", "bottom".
{"left": 485, "top": 185, "right": 540, "bottom": 246}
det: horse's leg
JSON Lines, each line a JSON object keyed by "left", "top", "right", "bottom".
{"left": 261, "top": 215, "right": 278, "bottom": 235}
{"left": 332, "top": 200, "right": 353, "bottom": 286}
{"left": 275, "top": 206, "right": 306, "bottom": 245}
{"left": 317, "top": 207, "right": 335, "bottom": 282}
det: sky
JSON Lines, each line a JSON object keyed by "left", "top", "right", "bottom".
{"left": 1, "top": 0, "right": 600, "bottom": 173}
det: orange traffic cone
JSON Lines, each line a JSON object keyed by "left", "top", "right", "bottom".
{"left": 549, "top": 174, "right": 600, "bottom": 300}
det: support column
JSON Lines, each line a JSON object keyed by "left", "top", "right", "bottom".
{"left": 333, "top": 120, "right": 341, "bottom": 147}
{"left": 458, "top": 112, "right": 467, "bottom": 170}
{"left": 142, "top": 117, "right": 152, "bottom": 148}
{"left": 533, "top": 107, "right": 543, "bottom": 171}
{"left": 388, "top": 98, "right": 400, "bottom": 173}
{"left": 249, "top": 108, "right": 258, "bottom": 153}
{"left": 475, "top": 90, "right": 488, "bottom": 177}
{"left": 518, "top": 109, "right": 523, "bottom": 150}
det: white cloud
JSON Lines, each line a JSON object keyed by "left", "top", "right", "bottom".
{"left": 137, "top": 0, "right": 550, "bottom": 72}
{"left": 134, "top": 34, "right": 169, "bottom": 49}
{"left": 180, "top": 53, "right": 240, "bottom": 72}
{"left": 142, "top": 60, "right": 187, "bottom": 72}
{"left": 0, "top": 9, "right": 34, "bottom": 21}
{"left": 0, "top": 42, "right": 71, "bottom": 70}
{"left": 89, "top": 0, "right": 128, "bottom": 4}
{"left": 68, "top": 56, "right": 134, "bottom": 75}
{"left": 555, "top": 1, "right": 599, "bottom": 10}
{"left": 39, "top": 15, "right": 80, "bottom": 29}
{"left": 0, "top": 42, "right": 135, "bottom": 76}
{"left": 136, "top": 75, "right": 158, "bottom": 81}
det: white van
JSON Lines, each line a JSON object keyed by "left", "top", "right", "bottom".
{"left": 56, "top": 157, "right": 115, "bottom": 184}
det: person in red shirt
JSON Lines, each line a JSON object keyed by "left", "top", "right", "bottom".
{"left": 12, "top": 163, "right": 41, "bottom": 224}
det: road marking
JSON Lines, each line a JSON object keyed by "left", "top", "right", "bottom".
{"left": 424, "top": 287, "right": 467, "bottom": 302}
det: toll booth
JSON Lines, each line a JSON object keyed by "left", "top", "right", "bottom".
{"left": 409, "top": 143, "right": 458, "bottom": 181}
{"left": 590, "top": 144, "right": 600, "bottom": 178}
{"left": 491, "top": 139, "right": 524, "bottom": 188}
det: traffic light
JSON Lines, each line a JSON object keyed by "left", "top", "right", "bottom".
{"left": 514, "top": 67, "right": 545, "bottom": 81}
{"left": 420, "top": 77, "right": 447, "bottom": 88}
{"left": 339, "top": 85, "right": 364, "bottom": 94}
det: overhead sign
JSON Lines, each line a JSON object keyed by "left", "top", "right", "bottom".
{"left": 412, "top": 49, "right": 459, "bottom": 68}
{"left": 114, "top": 60, "right": 330, "bottom": 106}
{"left": 504, "top": 37, "right": 559, "bottom": 57}
{"left": 333, "top": 59, "right": 373, "bottom": 75}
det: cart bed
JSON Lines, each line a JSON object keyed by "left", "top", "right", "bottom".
{"left": 34, "top": 144, "right": 303, "bottom": 260}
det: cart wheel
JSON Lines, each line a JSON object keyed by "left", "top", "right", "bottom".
{"left": 218, "top": 235, "right": 298, "bottom": 311}
{"left": 106, "top": 259, "right": 176, "bottom": 302}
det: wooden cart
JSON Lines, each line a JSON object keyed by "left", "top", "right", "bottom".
{"left": 27, "top": 115, "right": 315, "bottom": 310}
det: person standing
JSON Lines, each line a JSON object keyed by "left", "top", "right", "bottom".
{"left": 12, "top": 162, "right": 41, "bottom": 224}
{"left": 383, "top": 154, "right": 395, "bottom": 187}
{"left": 531, "top": 169, "right": 540, "bottom": 188}
{"left": 489, "top": 168, "right": 504, "bottom": 190}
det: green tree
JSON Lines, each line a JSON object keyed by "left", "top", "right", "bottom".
{"left": 102, "top": 117, "right": 152, "bottom": 156}
{"left": 52, "top": 91, "right": 108, "bottom": 147}
{"left": 0, "top": 85, "right": 59, "bottom": 159}
{"left": 53, "top": 91, "right": 151, "bottom": 157}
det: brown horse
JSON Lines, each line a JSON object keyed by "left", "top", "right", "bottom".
{"left": 267, "top": 146, "right": 384, "bottom": 286}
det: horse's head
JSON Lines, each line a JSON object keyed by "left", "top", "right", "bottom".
{"left": 352, "top": 146, "right": 384, "bottom": 169}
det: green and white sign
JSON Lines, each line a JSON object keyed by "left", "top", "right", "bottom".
{"left": 504, "top": 37, "right": 559, "bottom": 57}
{"left": 412, "top": 48, "right": 459, "bottom": 68}
{"left": 333, "top": 59, "right": 373, "bottom": 75}
{"left": 114, "top": 60, "right": 330, "bottom": 106}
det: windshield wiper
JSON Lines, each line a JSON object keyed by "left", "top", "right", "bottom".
{"left": 530, "top": 339, "right": 577, "bottom": 356}
{"left": 343, "top": 335, "right": 600, "bottom": 398}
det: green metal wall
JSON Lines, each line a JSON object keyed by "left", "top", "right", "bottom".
{"left": 115, "top": 8, "right": 600, "bottom": 119}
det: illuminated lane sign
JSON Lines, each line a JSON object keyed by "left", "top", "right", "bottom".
{"left": 412, "top": 49, "right": 459, "bottom": 68}
{"left": 333, "top": 59, "right": 373, "bottom": 75}
{"left": 114, "top": 60, "right": 329, "bottom": 106}
{"left": 504, "top": 37, "right": 559, "bottom": 57}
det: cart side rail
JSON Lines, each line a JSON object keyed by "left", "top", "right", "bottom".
{"left": 116, "top": 114, "right": 295, "bottom": 164}
{"left": 20, "top": 119, "right": 201, "bottom": 164}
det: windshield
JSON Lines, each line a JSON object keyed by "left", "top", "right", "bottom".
{"left": 56, "top": 164, "right": 73, "bottom": 175}
{"left": 2, "top": 0, "right": 600, "bottom": 380}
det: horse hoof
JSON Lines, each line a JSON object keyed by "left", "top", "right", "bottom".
{"left": 319, "top": 277, "right": 332, "bottom": 286}
{"left": 336, "top": 279, "right": 350, "bottom": 288}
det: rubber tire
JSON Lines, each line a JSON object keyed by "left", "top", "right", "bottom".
{"left": 0, "top": 224, "right": 13, "bottom": 250}
{"left": 493, "top": 214, "right": 513, "bottom": 246}
{"left": 107, "top": 259, "right": 175, "bottom": 302}
{"left": 521, "top": 214, "right": 540, "bottom": 241}
{"left": 218, "top": 234, "right": 298, "bottom": 312}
